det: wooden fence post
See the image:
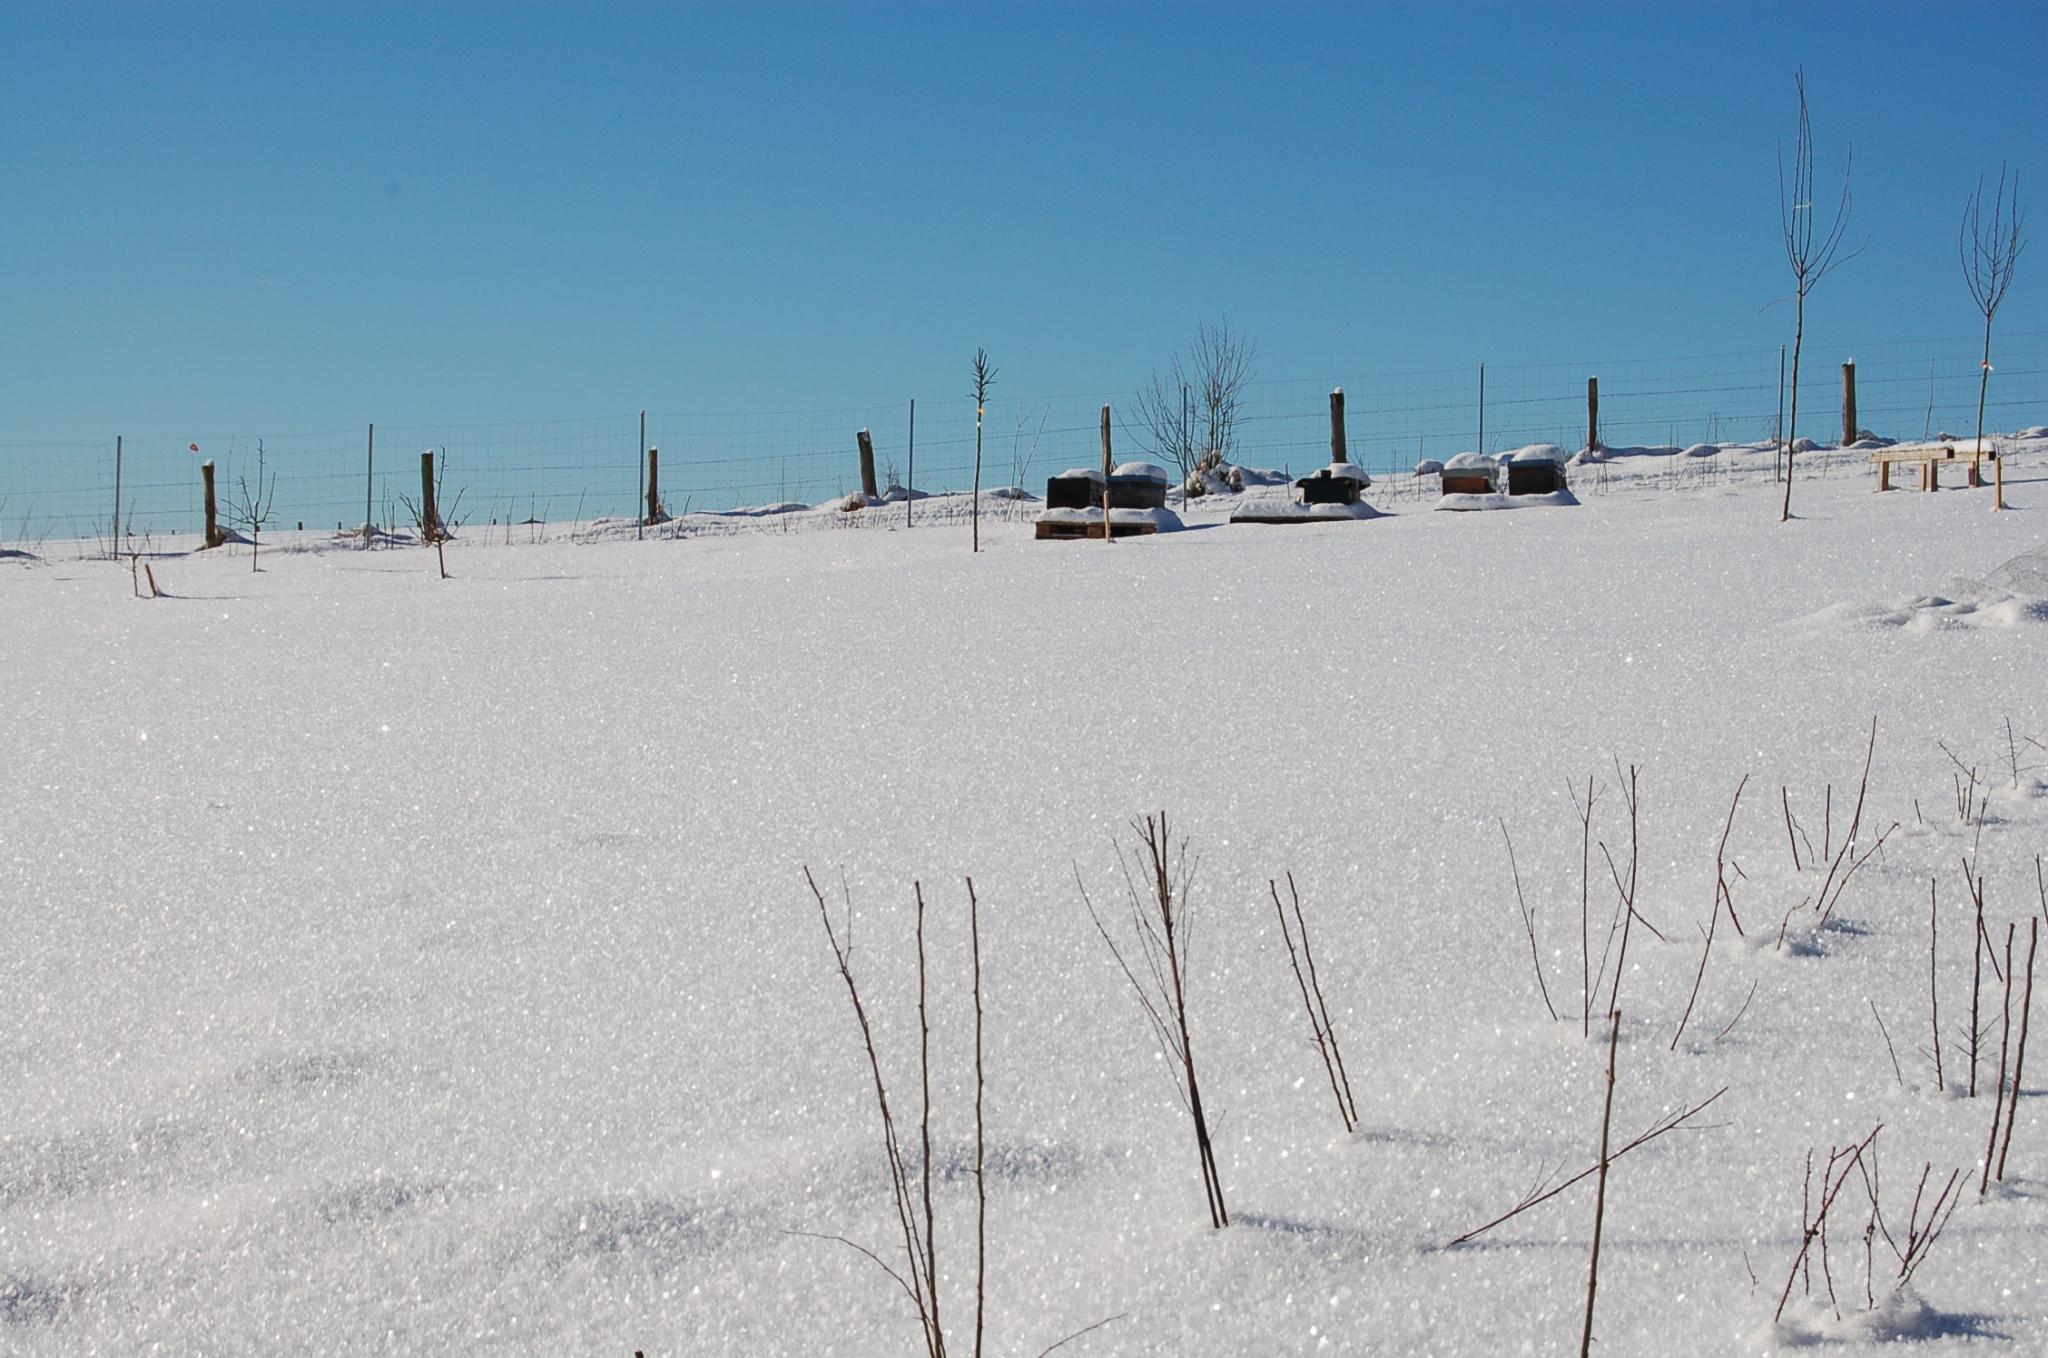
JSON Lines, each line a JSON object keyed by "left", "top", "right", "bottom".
{"left": 645, "top": 446, "right": 665, "bottom": 524}
{"left": 1841, "top": 361, "right": 1858, "bottom": 446}
{"left": 201, "top": 460, "right": 224, "bottom": 548}
{"left": 1100, "top": 404, "right": 1114, "bottom": 543}
{"left": 1329, "top": 387, "right": 1348, "bottom": 465}
{"left": 1587, "top": 376, "right": 1600, "bottom": 452}
{"left": 420, "top": 450, "right": 442, "bottom": 540}
{"left": 856, "top": 428, "right": 880, "bottom": 501}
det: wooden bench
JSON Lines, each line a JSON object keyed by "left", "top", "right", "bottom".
{"left": 1871, "top": 443, "right": 1994, "bottom": 492}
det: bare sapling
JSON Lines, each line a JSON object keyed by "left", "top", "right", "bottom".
{"left": 801, "top": 869, "right": 1002, "bottom": 1358}
{"left": 1775, "top": 68, "right": 1862, "bottom": 522}
{"left": 1581, "top": 1009, "right": 1621, "bottom": 1358}
{"left": 1446, "top": 1086, "right": 1727, "bottom": 1247}
{"left": 1078, "top": 813, "right": 1228, "bottom": 1227}
{"left": 1982, "top": 923, "right": 2016, "bottom": 1195}
{"left": 1673, "top": 775, "right": 1750, "bottom": 1050}
{"left": 1499, "top": 820, "right": 1559, "bottom": 1023}
{"left": 1996, "top": 917, "right": 2037, "bottom": 1183}
{"left": 1961, "top": 166, "right": 2027, "bottom": 465}
{"left": 971, "top": 349, "right": 995, "bottom": 554}
{"left": 230, "top": 439, "right": 277, "bottom": 572}
{"left": 1269, "top": 873, "right": 1360, "bottom": 1132}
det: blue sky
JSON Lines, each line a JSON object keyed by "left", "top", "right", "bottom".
{"left": 4, "top": 0, "right": 2043, "bottom": 448}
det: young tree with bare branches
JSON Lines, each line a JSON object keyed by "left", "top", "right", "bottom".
{"left": 971, "top": 349, "right": 996, "bottom": 553}
{"left": 1962, "top": 166, "right": 2027, "bottom": 464}
{"left": 1776, "top": 70, "right": 1861, "bottom": 523}
{"left": 1132, "top": 321, "right": 1257, "bottom": 505}
{"left": 230, "top": 439, "right": 277, "bottom": 572}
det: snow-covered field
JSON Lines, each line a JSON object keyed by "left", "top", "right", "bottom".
{"left": 6, "top": 444, "right": 2048, "bottom": 1355}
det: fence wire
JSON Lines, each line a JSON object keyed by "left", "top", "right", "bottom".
{"left": 4, "top": 330, "right": 2043, "bottom": 549}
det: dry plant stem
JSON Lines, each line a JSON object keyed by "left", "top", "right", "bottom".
{"left": 1970, "top": 874, "right": 1987, "bottom": 1096}
{"left": 1774, "top": 1126, "right": 1881, "bottom": 1324}
{"left": 1289, "top": 874, "right": 1359, "bottom": 1130}
{"left": 1809, "top": 718, "right": 1877, "bottom": 918}
{"left": 1500, "top": 821, "right": 1559, "bottom": 1022}
{"left": 1273, "top": 878, "right": 1346, "bottom": 1127}
{"left": 1446, "top": 1087, "right": 1727, "bottom": 1246}
{"left": 1897, "top": 1166, "right": 1963, "bottom": 1288}
{"left": 1673, "top": 776, "right": 1750, "bottom": 1049}
{"left": 1715, "top": 981, "right": 1759, "bottom": 1043}
{"left": 969, "top": 879, "right": 987, "bottom": 1358}
{"left": 1601, "top": 765, "right": 1643, "bottom": 1015}
{"left": 2038, "top": 857, "right": 2047, "bottom": 935}
{"left": 1573, "top": 774, "right": 1598, "bottom": 1038}
{"left": 1982, "top": 923, "right": 2016, "bottom": 1195}
{"left": 1782, "top": 786, "right": 1803, "bottom": 872}
{"left": 1997, "top": 917, "right": 2038, "bottom": 1182}
{"left": 914, "top": 884, "right": 943, "bottom": 1355}
{"left": 1814, "top": 822, "right": 1899, "bottom": 928}
{"left": 1271, "top": 875, "right": 1358, "bottom": 1132}
{"left": 1078, "top": 815, "right": 1227, "bottom": 1228}
{"left": 803, "top": 868, "right": 938, "bottom": 1355}
{"left": 1869, "top": 1001, "right": 1905, "bottom": 1086}
{"left": 1716, "top": 776, "right": 1749, "bottom": 936}
{"left": 1929, "top": 879, "right": 1946, "bottom": 1092}
{"left": 1144, "top": 821, "right": 1228, "bottom": 1229}
{"left": 1035, "top": 1314, "right": 1129, "bottom": 1358}
{"left": 1580, "top": 1009, "right": 1621, "bottom": 1358}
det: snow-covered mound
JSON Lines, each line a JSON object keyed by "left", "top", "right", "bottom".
{"left": 1803, "top": 579, "right": 2048, "bottom": 632}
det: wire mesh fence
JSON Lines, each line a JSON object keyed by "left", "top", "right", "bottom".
{"left": 5, "top": 330, "right": 2044, "bottom": 551}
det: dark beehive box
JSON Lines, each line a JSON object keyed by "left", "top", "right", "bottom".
{"left": 1108, "top": 475, "right": 1168, "bottom": 510}
{"left": 1045, "top": 473, "right": 1103, "bottom": 509}
{"left": 1298, "top": 470, "right": 1362, "bottom": 505}
{"left": 1507, "top": 462, "right": 1567, "bottom": 496}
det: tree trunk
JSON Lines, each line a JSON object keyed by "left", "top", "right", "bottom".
{"left": 1783, "top": 289, "right": 1805, "bottom": 523}
{"left": 1975, "top": 313, "right": 1994, "bottom": 459}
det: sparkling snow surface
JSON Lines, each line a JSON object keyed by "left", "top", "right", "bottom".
{"left": 5, "top": 452, "right": 2048, "bottom": 1355}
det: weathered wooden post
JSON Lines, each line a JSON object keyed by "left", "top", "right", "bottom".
{"left": 1329, "top": 387, "right": 1348, "bottom": 464}
{"left": 1587, "top": 376, "right": 1600, "bottom": 452}
{"left": 365, "top": 423, "right": 375, "bottom": 536}
{"left": 856, "top": 428, "right": 880, "bottom": 501}
{"left": 201, "top": 460, "right": 224, "bottom": 548}
{"left": 645, "top": 446, "right": 664, "bottom": 524}
{"left": 420, "top": 450, "right": 442, "bottom": 540}
{"left": 1841, "top": 360, "right": 1858, "bottom": 446}
{"left": 1100, "top": 404, "right": 1114, "bottom": 543}
{"left": 1994, "top": 451, "right": 2005, "bottom": 509}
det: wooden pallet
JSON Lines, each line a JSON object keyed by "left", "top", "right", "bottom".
{"left": 1034, "top": 519, "right": 1159, "bottom": 540}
